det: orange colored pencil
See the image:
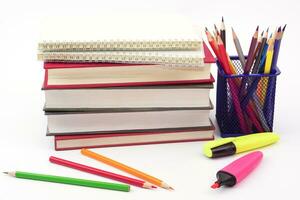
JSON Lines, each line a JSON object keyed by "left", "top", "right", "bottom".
{"left": 81, "top": 149, "right": 173, "bottom": 190}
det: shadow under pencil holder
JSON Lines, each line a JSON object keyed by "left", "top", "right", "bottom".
{"left": 216, "top": 56, "right": 281, "bottom": 137}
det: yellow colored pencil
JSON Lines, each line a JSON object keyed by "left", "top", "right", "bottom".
{"left": 81, "top": 149, "right": 173, "bottom": 190}
{"left": 264, "top": 40, "right": 274, "bottom": 73}
{"left": 259, "top": 36, "right": 275, "bottom": 104}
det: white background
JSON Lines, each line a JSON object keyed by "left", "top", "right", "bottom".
{"left": 0, "top": 0, "right": 299, "bottom": 199}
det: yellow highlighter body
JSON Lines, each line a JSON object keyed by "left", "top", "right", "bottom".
{"left": 203, "top": 133, "right": 279, "bottom": 158}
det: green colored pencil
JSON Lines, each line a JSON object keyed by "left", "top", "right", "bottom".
{"left": 4, "top": 171, "right": 130, "bottom": 192}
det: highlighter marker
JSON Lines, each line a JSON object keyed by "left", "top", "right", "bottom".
{"left": 211, "top": 151, "right": 263, "bottom": 189}
{"left": 203, "top": 132, "right": 279, "bottom": 158}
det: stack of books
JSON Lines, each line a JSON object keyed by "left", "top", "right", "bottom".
{"left": 38, "top": 15, "right": 215, "bottom": 150}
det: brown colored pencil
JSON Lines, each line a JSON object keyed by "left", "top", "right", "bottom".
{"left": 251, "top": 28, "right": 268, "bottom": 74}
{"left": 244, "top": 26, "right": 259, "bottom": 73}
{"left": 249, "top": 32, "right": 263, "bottom": 73}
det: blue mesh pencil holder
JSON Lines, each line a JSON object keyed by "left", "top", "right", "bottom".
{"left": 216, "top": 56, "right": 281, "bottom": 137}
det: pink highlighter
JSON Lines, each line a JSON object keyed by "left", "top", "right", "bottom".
{"left": 211, "top": 151, "right": 263, "bottom": 189}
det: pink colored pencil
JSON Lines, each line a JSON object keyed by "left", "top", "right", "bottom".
{"left": 49, "top": 156, "right": 156, "bottom": 189}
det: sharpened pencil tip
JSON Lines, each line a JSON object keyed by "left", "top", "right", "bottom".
{"left": 266, "top": 27, "right": 269, "bottom": 32}
{"left": 3, "top": 172, "right": 8, "bottom": 174}
{"left": 222, "top": 16, "right": 224, "bottom": 22}
{"left": 278, "top": 27, "right": 281, "bottom": 32}
{"left": 261, "top": 31, "right": 264, "bottom": 36}
{"left": 151, "top": 186, "right": 157, "bottom": 189}
{"left": 283, "top": 24, "right": 287, "bottom": 32}
{"left": 256, "top": 26, "right": 259, "bottom": 31}
{"left": 205, "top": 27, "right": 208, "bottom": 31}
{"left": 169, "top": 187, "right": 174, "bottom": 190}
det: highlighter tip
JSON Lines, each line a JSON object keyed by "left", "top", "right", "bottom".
{"left": 211, "top": 182, "right": 220, "bottom": 189}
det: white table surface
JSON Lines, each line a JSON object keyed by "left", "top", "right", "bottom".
{"left": 0, "top": 0, "right": 299, "bottom": 199}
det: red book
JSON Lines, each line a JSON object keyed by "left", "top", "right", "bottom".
{"left": 43, "top": 43, "right": 215, "bottom": 89}
{"left": 54, "top": 125, "right": 215, "bottom": 151}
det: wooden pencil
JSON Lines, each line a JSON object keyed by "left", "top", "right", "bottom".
{"left": 220, "top": 17, "right": 226, "bottom": 49}
{"left": 232, "top": 27, "right": 246, "bottom": 68}
{"left": 214, "top": 24, "right": 220, "bottom": 36}
{"left": 205, "top": 28, "right": 221, "bottom": 59}
{"left": 271, "top": 27, "right": 283, "bottom": 71}
{"left": 252, "top": 29, "right": 269, "bottom": 74}
{"left": 249, "top": 33, "right": 263, "bottom": 73}
{"left": 81, "top": 149, "right": 174, "bottom": 190}
{"left": 216, "top": 36, "right": 249, "bottom": 133}
{"left": 239, "top": 26, "right": 259, "bottom": 97}
{"left": 244, "top": 26, "right": 259, "bottom": 73}
{"left": 4, "top": 171, "right": 130, "bottom": 192}
{"left": 49, "top": 156, "right": 155, "bottom": 189}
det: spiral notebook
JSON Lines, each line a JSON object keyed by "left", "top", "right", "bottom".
{"left": 38, "top": 49, "right": 205, "bottom": 66}
{"left": 38, "top": 14, "right": 202, "bottom": 52}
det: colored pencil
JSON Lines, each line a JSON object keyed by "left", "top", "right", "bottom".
{"left": 264, "top": 37, "right": 275, "bottom": 74}
{"left": 239, "top": 27, "right": 259, "bottom": 98}
{"left": 81, "top": 148, "right": 173, "bottom": 190}
{"left": 214, "top": 24, "right": 220, "bottom": 36}
{"left": 263, "top": 26, "right": 286, "bottom": 120}
{"left": 232, "top": 27, "right": 246, "bottom": 69}
{"left": 250, "top": 33, "right": 263, "bottom": 73}
{"left": 216, "top": 36, "right": 249, "bottom": 133}
{"left": 205, "top": 28, "right": 219, "bottom": 57}
{"left": 252, "top": 29, "right": 269, "bottom": 74}
{"left": 258, "top": 31, "right": 276, "bottom": 104}
{"left": 271, "top": 27, "right": 283, "bottom": 71}
{"left": 220, "top": 17, "right": 226, "bottom": 49}
{"left": 49, "top": 156, "right": 155, "bottom": 189}
{"left": 244, "top": 26, "right": 259, "bottom": 73}
{"left": 3, "top": 171, "right": 130, "bottom": 192}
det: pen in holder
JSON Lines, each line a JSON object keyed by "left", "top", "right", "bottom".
{"left": 216, "top": 56, "right": 281, "bottom": 137}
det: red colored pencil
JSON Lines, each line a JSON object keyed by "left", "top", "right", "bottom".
{"left": 217, "top": 36, "right": 231, "bottom": 73}
{"left": 216, "top": 36, "right": 248, "bottom": 133}
{"left": 49, "top": 156, "right": 156, "bottom": 189}
{"left": 205, "top": 28, "right": 221, "bottom": 59}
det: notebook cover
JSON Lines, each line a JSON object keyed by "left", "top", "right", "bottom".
{"left": 39, "top": 14, "right": 203, "bottom": 51}
{"left": 54, "top": 125, "right": 215, "bottom": 151}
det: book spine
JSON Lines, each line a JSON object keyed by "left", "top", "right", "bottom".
{"left": 55, "top": 138, "right": 214, "bottom": 151}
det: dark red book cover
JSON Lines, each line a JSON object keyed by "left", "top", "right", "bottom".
{"left": 54, "top": 126, "right": 215, "bottom": 151}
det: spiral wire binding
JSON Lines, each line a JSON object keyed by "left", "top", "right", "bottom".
{"left": 38, "top": 40, "right": 202, "bottom": 51}
{"left": 37, "top": 51, "right": 205, "bottom": 67}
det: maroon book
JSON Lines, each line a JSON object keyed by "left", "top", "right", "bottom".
{"left": 54, "top": 125, "right": 215, "bottom": 151}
